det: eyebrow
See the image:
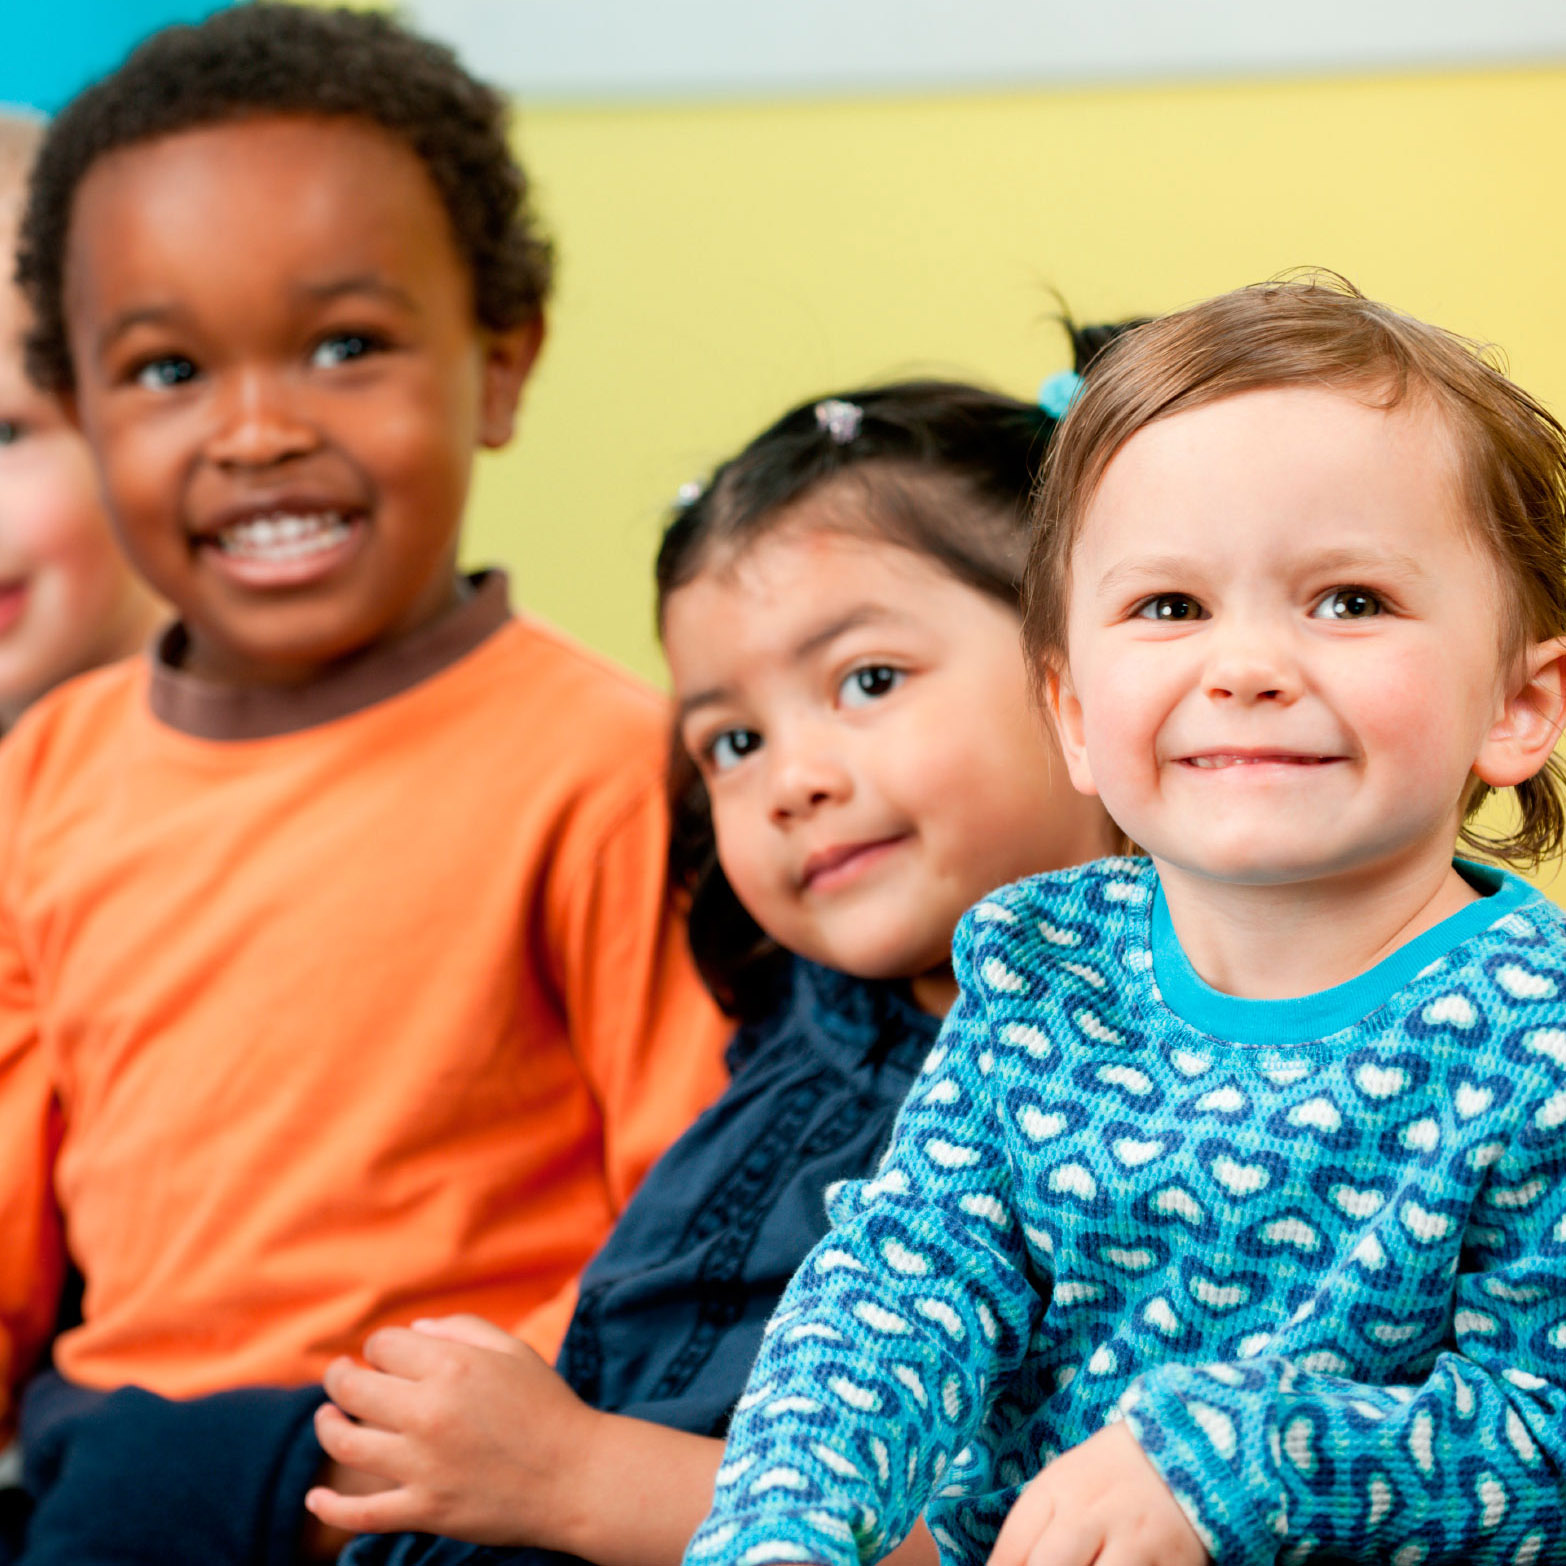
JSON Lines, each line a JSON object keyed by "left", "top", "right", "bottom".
{"left": 95, "top": 304, "right": 184, "bottom": 359}
{"left": 1092, "top": 553, "right": 1198, "bottom": 598}
{"left": 1093, "top": 545, "right": 1429, "bottom": 597}
{"left": 1299, "top": 546, "right": 1428, "bottom": 580}
{"left": 676, "top": 603, "right": 906, "bottom": 720}
{"left": 296, "top": 274, "right": 420, "bottom": 313}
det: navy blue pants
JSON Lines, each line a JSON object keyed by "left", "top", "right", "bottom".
{"left": 2, "top": 1372, "right": 325, "bottom": 1566}
{"left": 343, "top": 1536, "right": 574, "bottom": 1566}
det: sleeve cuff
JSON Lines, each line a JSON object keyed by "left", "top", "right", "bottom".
{"left": 686, "top": 1510, "right": 862, "bottom": 1566}
{"left": 1123, "top": 1369, "right": 1281, "bottom": 1566}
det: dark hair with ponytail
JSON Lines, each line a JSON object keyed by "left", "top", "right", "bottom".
{"left": 658, "top": 321, "right": 1143, "bottom": 1018}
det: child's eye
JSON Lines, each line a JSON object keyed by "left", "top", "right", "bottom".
{"left": 1311, "top": 587, "right": 1383, "bottom": 621}
{"left": 707, "top": 728, "right": 763, "bottom": 773}
{"left": 839, "top": 666, "right": 903, "bottom": 707}
{"left": 1134, "top": 593, "right": 1206, "bottom": 622}
{"left": 0, "top": 419, "right": 22, "bottom": 447}
{"left": 311, "top": 333, "right": 383, "bottom": 369}
{"left": 134, "top": 356, "right": 197, "bottom": 391}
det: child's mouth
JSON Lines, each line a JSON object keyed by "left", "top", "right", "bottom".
{"left": 200, "top": 510, "right": 364, "bottom": 590}
{"left": 1180, "top": 753, "right": 1339, "bottom": 768}
{"left": 800, "top": 835, "right": 909, "bottom": 892}
{"left": 0, "top": 579, "right": 27, "bottom": 635}
{"left": 215, "top": 512, "right": 353, "bottom": 563}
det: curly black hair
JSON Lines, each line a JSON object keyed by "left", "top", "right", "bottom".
{"left": 16, "top": 3, "right": 553, "bottom": 393}
{"left": 658, "top": 319, "right": 1146, "bottom": 1020}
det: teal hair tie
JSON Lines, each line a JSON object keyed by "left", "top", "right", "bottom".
{"left": 1037, "top": 369, "right": 1083, "bottom": 420}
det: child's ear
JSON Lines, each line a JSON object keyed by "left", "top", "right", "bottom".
{"left": 476, "top": 315, "right": 546, "bottom": 450}
{"left": 1042, "top": 660, "right": 1100, "bottom": 798}
{"left": 1473, "top": 635, "right": 1566, "bottom": 790}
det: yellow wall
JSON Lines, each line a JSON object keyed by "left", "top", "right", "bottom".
{"left": 476, "top": 65, "right": 1566, "bottom": 687}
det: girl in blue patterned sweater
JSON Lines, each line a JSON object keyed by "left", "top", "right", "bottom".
{"left": 305, "top": 368, "right": 1124, "bottom": 1566}
{"left": 690, "top": 278, "right": 1566, "bottom": 1566}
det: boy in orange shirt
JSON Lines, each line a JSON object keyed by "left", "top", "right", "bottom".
{"left": 0, "top": 8, "right": 726, "bottom": 1562}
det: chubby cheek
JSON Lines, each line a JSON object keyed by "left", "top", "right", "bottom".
{"left": 30, "top": 540, "right": 120, "bottom": 631}
{"left": 0, "top": 452, "right": 99, "bottom": 563}
{"left": 1345, "top": 655, "right": 1486, "bottom": 801}
{"left": 370, "top": 364, "right": 482, "bottom": 501}
{"left": 892, "top": 727, "right": 1053, "bottom": 898}
{"left": 707, "top": 791, "right": 790, "bottom": 938}
{"left": 1075, "top": 669, "right": 1169, "bottom": 816}
{"left": 33, "top": 492, "right": 119, "bottom": 581}
{"left": 90, "top": 437, "right": 183, "bottom": 571}
{"left": 362, "top": 406, "right": 461, "bottom": 508}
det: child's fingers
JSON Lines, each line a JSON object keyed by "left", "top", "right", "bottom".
{"left": 314, "top": 1401, "right": 408, "bottom": 1479}
{"left": 1022, "top": 1523, "right": 1101, "bottom": 1566}
{"left": 410, "top": 1313, "right": 522, "bottom": 1354}
{"left": 322, "top": 1355, "right": 416, "bottom": 1427}
{"left": 303, "top": 1482, "right": 424, "bottom": 1537}
{"left": 1092, "top": 1545, "right": 1157, "bottom": 1566}
{"left": 360, "top": 1323, "right": 458, "bottom": 1378}
{"left": 989, "top": 1483, "right": 1055, "bottom": 1566}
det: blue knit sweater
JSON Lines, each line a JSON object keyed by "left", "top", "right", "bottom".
{"left": 687, "top": 859, "right": 1566, "bottom": 1566}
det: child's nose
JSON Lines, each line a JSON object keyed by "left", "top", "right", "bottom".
{"left": 205, "top": 368, "right": 319, "bottom": 469}
{"left": 767, "top": 733, "right": 852, "bottom": 822}
{"left": 1204, "top": 620, "right": 1301, "bottom": 704}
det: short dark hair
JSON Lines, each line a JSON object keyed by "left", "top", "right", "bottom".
{"left": 659, "top": 323, "right": 1141, "bottom": 1018}
{"left": 1024, "top": 275, "right": 1566, "bottom": 867}
{"left": 17, "top": 2, "right": 553, "bottom": 393}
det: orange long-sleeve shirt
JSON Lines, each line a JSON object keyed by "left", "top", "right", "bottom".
{"left": 0, "top": 577, "right": 727, "bottom": 1433}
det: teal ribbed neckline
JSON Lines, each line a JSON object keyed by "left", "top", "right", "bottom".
{"left": 1149, "top": 860, "right": 1532, "bottom": 1047}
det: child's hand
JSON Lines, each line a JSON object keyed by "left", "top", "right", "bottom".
{"left": 304, "top": 1313, "right": 602, "bottom": 1548}
{"left": 988, "top": 1422, "right": 1207, "bottom": 1566}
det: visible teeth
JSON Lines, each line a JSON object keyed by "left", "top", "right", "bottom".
{"left": 217, "top": 512, "right": 350, "bottom": 561}
{"left": 1187, "top": 755, "right": 1322, "bottom": 768}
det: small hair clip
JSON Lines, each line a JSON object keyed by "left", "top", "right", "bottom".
{"left": 674, "top": 478, "right": 707, "bottom": 509}
{"left": 1037, "top": 370, "right": 1083, "bottom": 421}
{"left": 814, "top": 399, "right": 863, "bottom": 444}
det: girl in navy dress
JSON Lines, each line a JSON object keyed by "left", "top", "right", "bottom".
{"left": 312, "top": 336, "right": 1132, "bottom": 1566}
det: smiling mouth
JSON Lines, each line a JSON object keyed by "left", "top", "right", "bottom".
{"left": 800, "top": 836, "right": 909, "bottom": 892}
{"left": 1179, "top": 753, "right": 1343, "bottom": 769}
{"left": 0, "top": 579, "right": 27, "bottom": 633}
{"left": 212, "top": 511, "right": 355, "bottom": 563}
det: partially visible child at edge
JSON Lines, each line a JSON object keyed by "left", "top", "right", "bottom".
{"left": 0, "top": 110, "right": 163, "bottom": 1550}
{"left": 302, "top": 354, "right": 1131, "bottom": 1566}
{"left": 0, "top": 116, "right": 160, "bottom": 731}
{"left": 686, "top": 276, "right": 1566, "bottom": 1566}
{"left": 0, "top": 8, "right": 730, "bottom": 1564}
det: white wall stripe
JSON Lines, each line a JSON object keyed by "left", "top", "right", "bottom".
{"left": 407, "top": 0, "right": 1566, "bottom": 101}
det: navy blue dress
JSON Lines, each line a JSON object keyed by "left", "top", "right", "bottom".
{"left": 341, "top": 959, "right": 940, "bottom": 1566}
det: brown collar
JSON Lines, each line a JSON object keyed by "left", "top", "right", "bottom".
{"left": 147, "top": 571, "right": 513, "bottom": 741}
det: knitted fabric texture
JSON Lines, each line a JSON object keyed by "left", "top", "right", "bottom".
{"left": 688, "top": 858, "right": 1566, "bottom": 1566}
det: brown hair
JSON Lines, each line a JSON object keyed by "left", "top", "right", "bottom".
{"left": 1022, "top": 273, "right": 1566, "bottom": 866}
